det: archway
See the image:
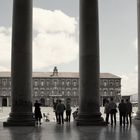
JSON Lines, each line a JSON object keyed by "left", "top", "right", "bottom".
{"left": 40, "top": 98, "right": 45, "bottom": 106}
{"left": 103, "top": 98, "right": 107, "bottom": 107}
{"left": 2, "top": 98, "right": 7, "bottom": 106}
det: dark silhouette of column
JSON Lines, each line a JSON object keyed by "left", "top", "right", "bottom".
{"left": 3, "top": 0, "right": 35, "bottom": 126}
{"left": 136, "top": 0, "right": 140, "bottom": 120}
{"left": 76, "top": 0, "right": 106, "bottom": 125}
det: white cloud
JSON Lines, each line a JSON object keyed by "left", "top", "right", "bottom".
{"left": 135, "top": 65, "right": 138, "bottom": 72}
{"left": 33, "top": 8, "right": 77, "bottom": 34}
{"left": 0, "top": 27, "right": 11, "bottom": 71}
{"left": 33, "top": 32, "right": 78, "bottom": 69}
{"left": 33, "top": 7, "right": 78, "bottom": 70}
{"left": 0, "top": 8, "right": 78, "bottom": 71}
{"left": 133, "top": 38, "right": 137, "bottom": 50}
{"left": 121, "top": 72, "right": 138, "bottom": 96}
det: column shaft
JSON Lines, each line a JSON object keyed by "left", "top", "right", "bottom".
{"left": 136, "top": 0, "right": 140, "bottom": 119}
{"left": 76, "top": 0, "right": 106, "bottom": 125}
{"left": 3, "top": 0, "right": 35, "bottom": 126}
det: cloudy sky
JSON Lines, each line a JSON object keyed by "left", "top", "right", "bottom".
{"left": 0, "top": 0, "right": 138, "bottom": 96}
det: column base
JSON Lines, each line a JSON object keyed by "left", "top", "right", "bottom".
{"left": 3, "top": 112, "right": 35, "bottom": 126}
{"left": 76, "top": 112, "right": 107, "bottom": 126}
{"left": 134, "top": 110, "right": 140, "bottom": 120}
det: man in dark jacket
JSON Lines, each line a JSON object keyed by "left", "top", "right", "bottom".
{"left": 126, "top": 99, "right": 132, "bottom": 125}
{"left": 118, "top": 99, "right": 127, "bottom": 126}
{"left": 108, "top": 98, "right": 117, "bottom": 125}
{"left": 56, "top": 99, "right": 65, "bottom": 124}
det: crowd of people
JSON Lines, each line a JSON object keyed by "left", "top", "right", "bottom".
{"left": 104, "top": 98, "right": 132, "bottom": 126}
{"left": 53, "top": 99, "right": 79, "bottom": 124}
{"left": 34, "top": 98, "right": 74, "bottom": 125}
{"left": 33, "top": 97, "right": 132, "bottom": 126}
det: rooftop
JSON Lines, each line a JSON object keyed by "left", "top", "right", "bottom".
{"left": 0, "top": 72, "right": 121, "bottom": 79}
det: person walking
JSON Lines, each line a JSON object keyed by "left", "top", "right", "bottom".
{"left": 108, "top": 98, "right": 117, "bottom": 126}
{"left": 53, "top": 99, "right": 59, "bottom": 122}
{"left": 125, "top": 99, "right": 132, "bottom": 125}
{"left": 104, "top": 99, "right": 110, "bottom": 124}
{"left": 65, "top": 100, "right": 72, "bottom": 122}
{"left": 56, "top": 99, "right": 65, "bottom": 125}
{"left": 34, "top": 100, "right": 42, "bottom": 125}
{"left": 118, "top": 99, "right": 127, "bottom": 126}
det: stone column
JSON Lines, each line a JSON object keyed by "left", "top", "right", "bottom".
{"left": 76, "top": 0, "right": 106, "bottom": 125}
{"left": 136, "top": 0, "right": 140, "bottom": 119}
{"left": 3, "top": 0, "right": 35, "bottom": 126}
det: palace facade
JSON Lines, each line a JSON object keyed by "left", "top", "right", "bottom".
{"left": 0, "top": 67, "right": 121, "bottom": 107}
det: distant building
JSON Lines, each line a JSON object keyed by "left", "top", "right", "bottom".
{"left": 0, "top": 67, "right": 121, "bottom": 106}
{"left": 130, "top": 94, "right": 138, "bottom": 103}
{"left": 122, "top": 95, "right": 131, "bottom": 101}
{"left": 121, "top": 94, "right": 138, "bottom": 107}
{"left": 130, "top": 94, "right": 138, "bottom": 106}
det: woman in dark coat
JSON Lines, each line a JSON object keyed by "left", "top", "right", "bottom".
{"left": 34, "top": 100, "right": 42, "bottom": 125}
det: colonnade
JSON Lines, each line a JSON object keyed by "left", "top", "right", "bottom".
{"left": 3, "top": 0, "right": 140, "bottom": 126}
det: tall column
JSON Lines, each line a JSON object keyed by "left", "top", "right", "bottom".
{"left": 3, "top": 0, "right": 35, "bottom": 126}
{"left": 136, "top": 0, "right": 140, "bottom": 120}
{"left": 76, "top": 0, "right": 106, "bottom": 125}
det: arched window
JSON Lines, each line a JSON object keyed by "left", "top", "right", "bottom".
{"left": 104, "top": 90, "right": 107, "bottom": 96}
{"left": 41, "top": 80, "right": 44, "bottom": 86}
{"left": 104, "top": 81, "right": 107, "bottom": 86}
{"left": 34, "top": 80, "right": 38, "bottom": 86}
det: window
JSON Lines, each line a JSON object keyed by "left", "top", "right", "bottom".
{"left": 34, "top": 80, "right": 38, "bottom": 86}
{"left": 61, "top": 80, "right": 65, "bottom": 86}
{"left": 67, "top": 91, "right": 71, "bottom": 96}
{"left": 104, "top": 81, "right": 107, "bottom": 86}
{"left": 73, "top": 91, "right": 76, "bottom": 96}
{"left": 66, "top": 80, "right": 70, "bottom": 86}
{"left": 2, "top": 80, "right": 6, "bottom": 86}
{"left": 9, "top": 80, "right": 11, "bottom": 86}
{"left": 109, "top": 80, "right": 113, "bottom": 86}
{"left": 62, "top": 91, "right": 65, "bottom": 96}
{"left": 51, "top": 90, "right": 54, "bottom": 96}
{"left": 2, "top": 89, "right": 6, "bottom": 96}
{"left": 54, "top": 80, "right": 57, "bottom": 86}
{"left": 9, "top": 90, "right": 11, "bottom": 96}
{"left": 46, "top": 90, "right": 49, "bottom": 96}
{"left": 115, "top": 80, "right": 120, "bottom": 86}
{"left": 103, "top": 90, "right": 107, "bottom": 96}
{"left": 34, "top": 91, "right": 38, "bottom": 97}
{"left": 110, "top": 90, "right": 113, "bottom": 96}
{"left": 41, "top": 80, "right": 44, "bottom": 86}
{"left": 46, "top": 80, "right": 49, "bottom": 86}
{"left": 41, "top": 90, "right": 44, "bottom": 96}
{"left": 73, "top": 80, "right": 77, "bottom": 86}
